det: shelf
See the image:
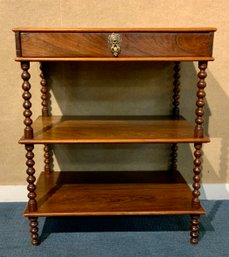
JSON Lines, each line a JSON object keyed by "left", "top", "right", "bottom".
{"left": 15, "top": 57, "right": 215, "bottom": 62}
{"left": 19, "top": 116, "right": 210, "bottom": 144}
{"left": 24, "top": 171, "right": 205, "bottom": 217}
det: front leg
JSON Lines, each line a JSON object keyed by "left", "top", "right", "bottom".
{"left": 190, "top": 214, "right": 200, "bottom": 244}
{"left": 29, "top": 217, "right": 39, "bottom": 245}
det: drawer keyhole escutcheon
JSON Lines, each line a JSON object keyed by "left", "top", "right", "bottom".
{"left": 108, "top": 33, "right": 121, "bottom": 57}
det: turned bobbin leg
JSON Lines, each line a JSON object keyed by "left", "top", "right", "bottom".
{"left": 170, "top": 143, "right": 178, "bottom": 172}
{"left": 190, "top": 143, "right": 202, "bottom": 245}
{"left": 189, "top": 61, "right": 208, "bottom": 244}
{"left": 21, "top": 63, "right": 39, "bottom": 244}
{"left": 170, "top": 62, "right": 180, "bottom": 172}
{"left": 43, "top": 144, "right": 52, "bottom": 174}
{"left": 190, "top": 214, "right": 200, "bottom": 244}
{"left": 190, "top": 143, "right": 203, "bottom": 244}
{"left": 40, "top": 63, "right": 52, "bottom": 174}
{"left": 21, "top": 61, "right": 33, "bottom": 139}
{"left": 192, "top": 61, "right": 208, "bottom": 207}
{"left": 192, "top": 143, "right": 202, "bottom": 208}
{"left": 172, "top": 61, "right": 180, "bottom": 119}
{"left": 40, "top": 62, "right": 49, "bottom": 117}
{"left": 194, "top": 61, "right": 207, "bottom": 138}
{"left": 29, "top": 217, "right": 39, "bottom": 246}
{"left": 25, "top": 144, "right": 37, "bottom": 211}
{"left": 25, "top": 144, "right": 39, "bottom": 245}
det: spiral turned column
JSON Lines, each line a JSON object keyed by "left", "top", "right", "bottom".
{"left": 192, "top": 143, "right": 202, "bottom": 208}
{"left": 195, "top": 61, "right": 207, "bottom": 138}
{"left": 25, "top": 144, "right": 37, "bottom": 212}
{"left": 190, "top": 214, "right": 200, "bottom": 244}
{"left": 29, "top": 217, "right": 39, "bottom": 245}
{"left": 21, "top": 62, "right": 33, "bottom": 139}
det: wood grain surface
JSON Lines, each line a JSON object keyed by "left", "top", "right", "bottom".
{"left": 24, "top": 171, "right": 206, "bottom": 217}
{"left": 19, "top": 116, "right": 210, "bottom": 144}
{"left": 13, "top": 28, "right": 216, "bottom": 60}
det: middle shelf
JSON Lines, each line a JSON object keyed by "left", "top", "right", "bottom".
{"left": 19, "top": 116, "right": 210, "bottom": 144}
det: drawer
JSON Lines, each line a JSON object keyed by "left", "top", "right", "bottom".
{"left": 14, "top": 29, "right": 215, "bottom": 59}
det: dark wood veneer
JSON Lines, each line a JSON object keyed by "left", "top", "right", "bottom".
{"left": 13, "top": 28, "right": 216, "bottom": 60}
{"left": 18, "top": 31, "right": 214, "bottom": 59}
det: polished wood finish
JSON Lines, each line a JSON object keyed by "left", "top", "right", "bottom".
{"left": 21, "top": 62, "right": 33, "bottom": 139}
{"left": 43, "top": 144, "right": 52, "bottom": 174}
{"left": 15, "top": 56, "right": 215, "bottom": 62}
{"left": 172, "top": 62, "right": 181, "bottom": 118}
{"left": 29, "top": 217, "right": 39, "bottom": 245}
{"left": 18, "top": 32, "right": 213, "bottom": 58}
{"left": 24, "top": 171, "right": 205, "bottom": 217}
{"left": 195, "top": 61, "right": 207, "bottom": 138}
{"left": 13, "top": 28, "right": 216, "bottom": 245}
{"left": 25, "top": 144, "right": 37, "bottom": 212}
{"left": 40, "top": 63, "right": 52, "bottom": 174}
{"left": 192, "top": 143, "right": 202, "bottom": 208}
{"left": 15, "top": 32, "right": 22, "bottom": 57}
{"left": 18, "top": 116, "right": 210, "bottom": 144}
{"left": 190, "top": 214, "right": 200, "bottom": 244}
{"left": 13, "top": 28, "right": 216, "bottom": 61}
{"left": 40, "top": 63, "right": 49, "bottom": 117}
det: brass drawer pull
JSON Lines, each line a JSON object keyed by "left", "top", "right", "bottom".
{"left": 108, "top": 33, "right": 121, "bottom": 57}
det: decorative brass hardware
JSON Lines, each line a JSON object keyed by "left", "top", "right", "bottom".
{"left": 108, "top": 33, "right": 121, "bottom": 57}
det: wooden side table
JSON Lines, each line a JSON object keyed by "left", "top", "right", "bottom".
{"left": 13, "top": 27, "right": 216, "bottom": 245}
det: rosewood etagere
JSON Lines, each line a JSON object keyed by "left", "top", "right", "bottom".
{"left": 13, "top": 28, "right": 216, "bottom": 245}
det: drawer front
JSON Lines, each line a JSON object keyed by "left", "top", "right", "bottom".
{"left": 19, "top": 32, "right": 214, "bottom": 58}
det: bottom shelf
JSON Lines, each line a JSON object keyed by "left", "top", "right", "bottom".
{"left": 24, "top": 171, "right": 205, "bottom": 217}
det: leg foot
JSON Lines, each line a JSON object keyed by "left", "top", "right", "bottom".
{"left": 190, "top": 214, "right": 200, "bottom": 244}
{"left": 29, "top": 217, "right": 39, "bottom": 245}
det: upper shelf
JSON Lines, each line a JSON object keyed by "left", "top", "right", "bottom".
{"left": 19, "top": 116, "right": 210, "bottom": 144}
{"left": 13, "top": 28, "right": 216, "bottom": 61}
